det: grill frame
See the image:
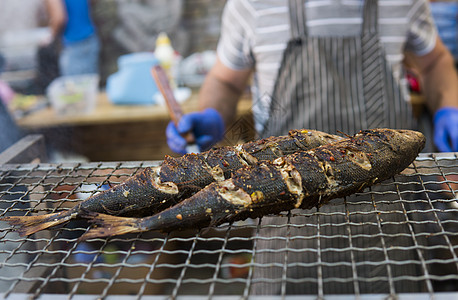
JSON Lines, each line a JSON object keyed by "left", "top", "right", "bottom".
{"left": 0, "top": 152, "right": 457, "bottom": 299}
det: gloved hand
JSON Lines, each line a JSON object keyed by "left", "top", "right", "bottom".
{"left": 166, "top": 108, "right": 225, "bottom": 154}
{"left": 433, "top": 107, "right": 458, "bottom": 152}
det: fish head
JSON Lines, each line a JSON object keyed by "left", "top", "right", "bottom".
{"left": 358, "top": 128, "right": 426, "bottom": 164}
{"left": 388, "top": 129, "right": 426, "bottom": 154}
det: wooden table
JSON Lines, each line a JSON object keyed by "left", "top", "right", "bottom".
{"left": 15, "top": 92, "right": 255, "bottom": 161}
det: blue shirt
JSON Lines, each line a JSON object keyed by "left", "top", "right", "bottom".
{"left": 63, "top": 0, "right": 96, "bottom": 45}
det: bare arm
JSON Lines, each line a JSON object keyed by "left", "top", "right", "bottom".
{"left": 405, "top": 36, "right": 458, "bottom": 113}
{"left": 198, "top": 57, "right": 252, "bottom": 128}
{"left": 45, "top": 0, "right": 67, "bottom": 39}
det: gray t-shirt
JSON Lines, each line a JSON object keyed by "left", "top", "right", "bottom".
{"left": 217, "top": 0, "right": 437, "bottom": 132}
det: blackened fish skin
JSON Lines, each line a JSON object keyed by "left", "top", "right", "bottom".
{"left": 77, "top": 168, "right": 176, "bottom": 217}
{"left": 1, "top": 129, "right": 342, "bottom": 236}
{"left": 80, "top": 128, "right": 425, "bottom": 239}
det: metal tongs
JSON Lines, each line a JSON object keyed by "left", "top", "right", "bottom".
{"left": 151, "top": 65, "right": 200, "bottom": 154}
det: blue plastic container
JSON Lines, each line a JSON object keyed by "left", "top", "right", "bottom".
{"left": 106, "top": 52, "right": 159, "bottom": 105}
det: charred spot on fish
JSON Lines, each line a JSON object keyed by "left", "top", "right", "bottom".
{"left": 290, "top": 129, "right": 344, "bottom": 151}
{"left": 250, "top": 191, "right": 265, "bottom": 203}
{"left": 201, "top": 160, "right": 226, "bottom": 182}
{"left": 160, "top": 154, "right": 216, "bottom": 188}
{"left": 359, "top": 129, "right": 390, "bottom": 141}
{"left": 150, "top": 168, "right": 179, "bottom": 194}
{"left": 216, "top": 180, "right": 252, "bottom": 207}
{"left": 100, "top": 203, "right": 136, "bottom": 216}
{"left": 305, "top": 152, "right": 340, "bottom": 198}
{"left": 211, "top": 165, "right": 225, "bottom": 181}
{"left": 273, "top": 157, "right": 304, "bottom": 208}
{"left": 235, "top": 144, "right": 258, "bottom": 165}
{"left": 156, "top": 181, "right": 179, "bottom": 194}
{"left": 344, "top": 149, "right": 372, "bottom": 171}
{"left": 267, "top": 143, "right": 283, "bottom": 157}
{"left": 321, "top": 162, "right": 340, "bottom": 194}
{"left": 324, "top": 163, "right": 334, "bottom": 178}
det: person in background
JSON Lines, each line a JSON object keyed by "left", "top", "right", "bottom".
{"left": 166, "top": 0, "right": 458, "bottom": 295}
{"left": 0, "top": 52, "right": 22, "bottom": 153}
{"left": 0, "top": 53, "right": 15, "bottom": 107}
{"left": 429, "top": 0, "right": 458, "bottom": 65}
{"left": 0, "top": 101, "right": 22, "bottom": 154}
{"left": 45, "top": 0, "right": 100, "bottom": 76}
{"left": 167, "top": 0, "right": 458, "bottom": 155}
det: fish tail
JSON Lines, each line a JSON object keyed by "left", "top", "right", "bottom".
{"left": 1, "top": 210, "right": 74, "bottom": 236}
{"left": 80, "top": 185, "right": 231, "bottom": 239}
{"left": 79, "top": 211, "right": 142, "bottom": 240}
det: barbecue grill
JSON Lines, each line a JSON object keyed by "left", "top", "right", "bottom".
{"left": 0, "top": 136, "right": 457, "bottom": 299}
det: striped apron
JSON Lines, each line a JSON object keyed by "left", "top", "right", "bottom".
{"left": 261, "top": 0, "right": 413, "bottom": 138}
{"left": 253, "top": 0, "right": 423, "bottom": 295}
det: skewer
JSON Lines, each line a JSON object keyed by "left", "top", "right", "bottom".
{"left": 151, "top": 65, "right": 200, "bottom": 153}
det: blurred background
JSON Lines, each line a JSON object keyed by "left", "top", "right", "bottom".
{"left": 0, "top": 0, "right": 456, "bottom": 163}
{"left": 0, "top": 0, "right": 224, "bottom": 89}
{"left": 0, "top": 0, "right": 251, "bottom": 163}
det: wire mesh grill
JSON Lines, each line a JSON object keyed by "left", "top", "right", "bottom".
{"left": 0, "top": 154, "right": 457, "bottom": 299}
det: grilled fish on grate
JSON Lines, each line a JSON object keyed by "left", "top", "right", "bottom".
{"left": 1, "top": 129, "right": 342, "bottom": 236}
{"left": 80, "top": 128, "right": 426, "bottom": 239}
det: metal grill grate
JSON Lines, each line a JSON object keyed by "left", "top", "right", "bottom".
{"left": 0, "top": 154, "right": 457, "bottom": 299}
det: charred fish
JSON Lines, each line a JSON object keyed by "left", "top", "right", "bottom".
{"left": 1, "top": 129, "right": 342, "bottom": 236}
{"left": 80, "top": 128, "right": 425, "bottom": 240}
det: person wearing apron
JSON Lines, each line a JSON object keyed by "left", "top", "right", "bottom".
{"left": 166, "top": 0, "right": 458, "bottom": 294}
{"left": 262, "top": 0, "right": 410, "bottom": 137}
{"left": 255, "top": 0, "right": 424, "bottom": 294}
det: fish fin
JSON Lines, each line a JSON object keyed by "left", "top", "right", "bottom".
{"left": 207, "top": 210, "right": 238, "bottom": 229}
{"left": 79, "top": 211, "right": 141, "bottom": 240}
{"left": 0, "top": 211, "right": 73, "bottom": 236}
{"left": 336, "top": 130, "right": 352, "bottom": 138}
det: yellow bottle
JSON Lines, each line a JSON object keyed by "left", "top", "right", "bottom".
{"left": 155, "top": 32, "right": 175, "bottom": 76}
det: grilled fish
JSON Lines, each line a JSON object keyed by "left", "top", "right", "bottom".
{"left": 1, "top": 129, "right": 342, "bottom": 236}
{"left": 80, "top": 128, "right": 425, "bottom": 240}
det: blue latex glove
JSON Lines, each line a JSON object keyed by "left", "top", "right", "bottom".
{"left": 166, "top": 108, "right": 225, "bottom": 154}
{"left": 433, "top": 107, "right": 458, "bottom": 152}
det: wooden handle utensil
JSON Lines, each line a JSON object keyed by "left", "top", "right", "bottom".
{"left": 151, "top": 65, "right": 199, "bottom": 153}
